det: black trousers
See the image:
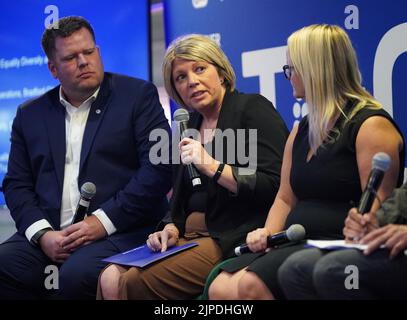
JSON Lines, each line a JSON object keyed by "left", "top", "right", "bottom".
{"left": 278, "top": 247, "right": 407, "bottom": 299}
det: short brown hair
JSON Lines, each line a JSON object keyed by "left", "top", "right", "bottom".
{"left": 162, "top": 34, "right": 236, "bottom": 108}
{"left": 41, "top": 16, "right": 96, "bottom": 59}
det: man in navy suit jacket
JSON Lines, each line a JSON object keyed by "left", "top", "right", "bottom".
{"left": 0, "top": 16, "right": 172, "bottom": 299}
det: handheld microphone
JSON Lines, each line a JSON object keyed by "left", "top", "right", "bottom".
{"left": 173, "top": 108, "right": 202, "bottom": 187}
{"left": 357, "top": 152, "right": 391, "bottom": 214}
{"left": 71, "top": 182, "right": 97, "bottom": 224}
{"left": 234, "top": 224, "right": 306, "bottom": 256}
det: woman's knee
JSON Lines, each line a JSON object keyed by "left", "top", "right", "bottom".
{"left": 237, "top": 272, "right": 273, "bottom": 300}
{"left": 208, "top": 272, "right": 237, "bottom": 300}
{"left": 99, "top": 264, "right": 125, "bottom": 300}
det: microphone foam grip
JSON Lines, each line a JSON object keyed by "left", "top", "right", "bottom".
{"left": 81, "top": 182, "right": 96, "bottom": 199}
{"left": 372, "top": 152, "right": 391, "bottom": 172}
{"left": 286, "top": 224, "right": 306, "bottom": 241}
{"left": 173, "top": 108, "right": 190, "bottom": 122}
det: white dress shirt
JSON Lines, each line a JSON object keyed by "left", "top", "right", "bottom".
{"left": 25, "top": 87, "right": 117, "bottom": 242}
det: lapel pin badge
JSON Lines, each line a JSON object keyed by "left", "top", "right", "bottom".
{"left": 95, "top": 109, "right": 101, "bottom": 114}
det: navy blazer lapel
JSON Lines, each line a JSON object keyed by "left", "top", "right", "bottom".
{"left": 44, "top": 88, "right": 66, "bottom": 191}
{"left": 79, "top": 73, "right": 112, "bottom": 172}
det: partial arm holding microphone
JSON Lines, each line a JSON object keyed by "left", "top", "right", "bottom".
{"left": 234, "top": 224, "right": 306, "bottom": 256}
{"left": 358, "top": 152, "right": 391, "bottom": 214}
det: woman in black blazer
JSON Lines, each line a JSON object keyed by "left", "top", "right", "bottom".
{"left": 97, "top": 34, "right": 289, "bottom": 300}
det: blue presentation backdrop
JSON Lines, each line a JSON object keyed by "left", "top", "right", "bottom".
{"left": 0, "top": 0, "right": 150, "bottom": 205}
{"left": 164, "top": 0, "right": 407, "bottom": 175}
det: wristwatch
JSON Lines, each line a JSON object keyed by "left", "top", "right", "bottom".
{"left": 31, "top": 227, "right": 52, "bottom": 246}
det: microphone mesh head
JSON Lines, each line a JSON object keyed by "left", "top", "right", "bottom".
{"left": 81, "top": 182, "right": 96, "bottom": 199}
{"left": 173, "top": 108, "right": 189, "bottom": 122}
{"left": 286, "top": 224, "right": 306, "bottom": 241}
{"left": 372, "top": 152, "right": 391, "bottom": 172}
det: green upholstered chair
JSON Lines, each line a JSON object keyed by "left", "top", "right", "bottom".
{"left": 196, "top": 257, "right": 236, "bottom": 300}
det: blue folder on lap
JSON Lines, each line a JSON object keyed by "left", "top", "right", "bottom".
{"left": 102, "top": 243, "right": 199, "bottom": 268}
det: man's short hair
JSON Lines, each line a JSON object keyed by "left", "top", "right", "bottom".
{"left": 41, "top": 16, "right": 96, "bottom": 59}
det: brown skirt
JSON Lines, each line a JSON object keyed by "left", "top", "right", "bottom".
{"left": 98, "top": 236, "right": 222, "bottom": 300}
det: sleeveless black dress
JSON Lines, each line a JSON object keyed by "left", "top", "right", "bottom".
{"left": 222, "top": 102, "right": 405, "bottom": 299}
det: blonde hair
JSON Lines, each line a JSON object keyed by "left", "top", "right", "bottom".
{"left": 287, "top": 24, "right": 381, "bottom": 153}
{"left": 162, "top": 34, "right": 236, "bottom": 108}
